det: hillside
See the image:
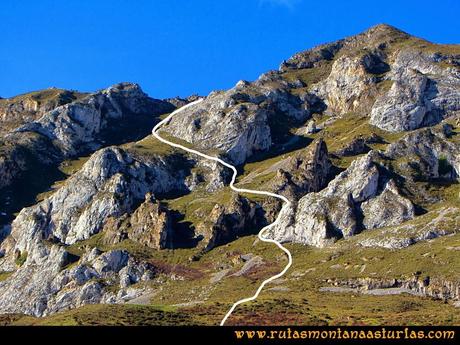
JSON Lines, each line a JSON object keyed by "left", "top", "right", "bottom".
{"left": 0, "top": 24, "right": 459, "bottom": 325}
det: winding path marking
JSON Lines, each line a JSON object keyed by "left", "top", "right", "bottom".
{"left": 152, "top": 99, "right": 293, "bottom": 326}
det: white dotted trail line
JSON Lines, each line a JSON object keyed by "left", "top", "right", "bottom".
{"left": 152, "top": 98, "right": 293, "bottom": 326}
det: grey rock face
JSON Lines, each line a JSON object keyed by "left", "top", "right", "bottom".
{"left": 185, "top": 159, "right": 229, "bottom": 193}
{"left": 198, "top": 194, "right": 263, "bottom": 251}
{"left": 162, "top": 77, "right": 315, "bottom": 165}
{"left": 268, "top": 138, "right": 332, "bottom": 200}
{"left": 280, "top": 24, "right": 409, "bottom": 71}
{"left": 14, "top": 83, "right": 173, "bottom": 157}
{"left": 361, "top": 179, "right": 415, "bottom": 229}
{"left": 128, "top": 194, "right": 174, "bottom": 250}
{"left": 0, "top": 89, "right": 84, "bottom": 135}
{"left": 313, "top": 54, "right": 378, "bottom": 115}
{"left": 268, "top": 153, "right": 378, "bottom": 246}
{"left": 357, "top": 207, "right": 459, "bottom": 249}
{"left": 163, "top": 93, "right": 271, "bottom": 165}
{"left": 269, "top": 125, "right": 459, "bottom": 248}
{"left": 385, "top": 127, "right": 460, "bottom": 180}
{"left": 1, "top": 24, "right": 459, "bottom": 319}
{"left": 280, "top": 24, "right": 407, "bottom": 72}
{"left": 92, "top": 250, "right": 129, "bottom": 276}
{"left": 1, "top": 146, "right": 189, "bottom": 262}
{"left": 0, "top": 247, "right": 156, "bottom": 316}
{"left": 0, "top": 83, "right": 174, "bottom": 222}
{"left": 370, "top": 50, "right": 460, "bottom": 131}
{"left": 268, "top": 151, "right": 415, "bottom": 247}
{"left": 0, "top": 139, "right": 193, "bottom": 316}
{"left": 102, "top": 193, "right": 175, "bottom": 250}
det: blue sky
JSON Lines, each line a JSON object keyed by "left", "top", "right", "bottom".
{"left": 1, "top": 0, "right": 459, "bottom": 99}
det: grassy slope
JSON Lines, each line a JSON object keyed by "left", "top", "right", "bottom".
{"left": 4, "top": 232, "right": 460, "bottom": 325}
{"left": 0, "top": 88, "right": 87, "bottom": 104}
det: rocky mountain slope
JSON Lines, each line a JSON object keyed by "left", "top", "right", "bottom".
{"left": 0, "top": 88, "right": 87, "bottom": 135}
{"left": 0, "top": 24, "right": 459, "bottom": 324}
{"left": 0, "top": 83, "right": 175, "bottom": 224}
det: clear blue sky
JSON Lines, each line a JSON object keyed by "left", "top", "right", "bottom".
{"left": 1, "top": 0, "right": 459, "bottom": 99}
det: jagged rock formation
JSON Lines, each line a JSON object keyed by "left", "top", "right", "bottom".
{"left": 266, "top": 138, "right": 332, "bottom": 200}
{"left": 0, "top": 145, "right": 191, "bottom": 314}
{"left": 268, "top": 119, "right": 460, "bottom": 247}
{"left": 280, "top": 24, "right": 408, "bottom": 72}
{"left": 128, "top": 194, "right": 174, "bottom": 249}
{"left": 281, "top": 24, "right": 460, "bottom": 132}
{"left": 161, "top": 77, "right": 320, "bottom": 164}
{"left": 370, "top": 50, "right": 460, "bottom": 131}
{"left": 198, "top": 194, "right": 264, "bottom": 251}
{"left": 14, "top": 83, "right": 174, "bottom": 157}
{"left": 313, "top": 53, "right": 380, "bottom": 115}
{"left": 103, "top": 193, "right": 174, "bottom": 250}
{"left": 267, "top": 152, "right": 415, "bottom": 247}
{"left": 282, "top": 24, "right": 407, "bottom": 117}
{"left": 0, "top": 83, "right": 175, "bottom": 225}
{"left": 0, "top": 247, "right": 156, "bottom": 316}
{"left": 0, "top": 83, "right": 174, "bottom": 191}
{"left": 162, "top": 91, "right": 273, "bottom": 165}
{"left": 185, "top": 159, "right": 230, "bottom": 192}
{"left": 385, "top": 126, "right": 460, "bottom": 181}
{"left": 0, "top": 88, "right": 86, "bottom": 135}
{"left": 0, "top": 146, "right": 190, "bottom": 262}
{"left": 361, "top": 179, "right": 415, "bottom": 229}
{"left": 356, "top": 206, "right": 460, "bottom": 249}
{"left": 161, "top": 24, "right": 459, "bottom": 168}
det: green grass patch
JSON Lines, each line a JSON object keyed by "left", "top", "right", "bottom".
{"left": 0, "top": 88, "right": 87, "bottom": 107}
{"left": 281, "top": 60, "right": 333, "bottom": 87}
{"left": 0, "top": 271, "right": 13, "bottom": 282}
{"left": 15, "top": 251, "right": 28, "bottom": 267}
{"left": 59, "top": 156, "right": 91, "bottom": 176}
{"left": 8, "top": 304, "right": 196, "bottom": 326}
{"left": 124, "top": 134, "right": 179, "bottom": 157}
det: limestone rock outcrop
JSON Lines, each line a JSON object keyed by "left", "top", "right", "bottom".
{"left": 198, "top": 194, "right": 263, "bottom": 251}
{"left": 1, "top": 24, "right": 460, "bottom": 319}
{"left": 162, "top": 77, "right": 318, "bottom": 164}
{"left": 361, "top": 179, "right": 415, "bottom": 229}
{"left": 0, "top": 247, "right": 156, "bottom": 316}
{"left": 370, "top": 50, "right": 460, "bottom": 131}
{"left": 268, "top": 138, "right": 332, "bottom": 200}
{"left": 15, "top": 83, "right": 174, "bottom": 157}
{"left": 267, "top": 152, "right": 415, "bottom": 247}
{"left": 0, "top": 88, "right": 85, "bottom": 135}
{"left": 102, "top": 193, "right": 174, "bottom": 250}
